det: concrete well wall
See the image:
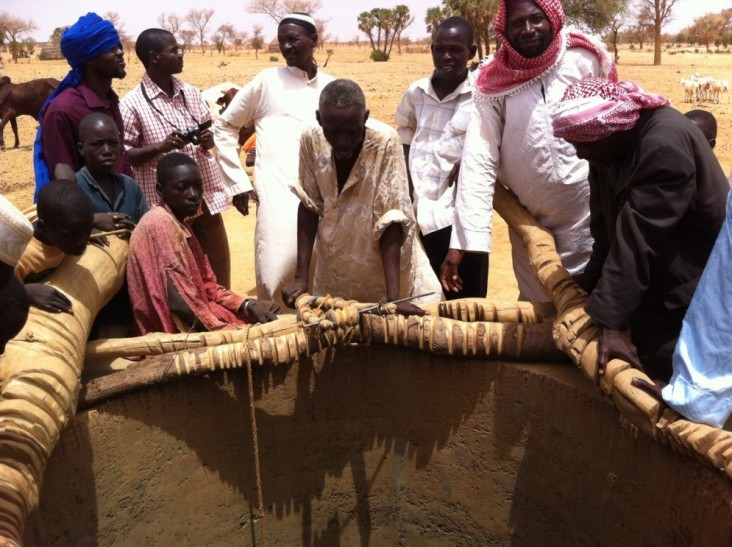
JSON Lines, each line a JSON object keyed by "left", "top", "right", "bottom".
{"left": 26, "top": 346, "right": 732, "bottom": 546}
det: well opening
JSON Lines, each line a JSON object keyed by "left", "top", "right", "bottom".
{"left": 26, "top": 346, "right": 732, "bottom": 546}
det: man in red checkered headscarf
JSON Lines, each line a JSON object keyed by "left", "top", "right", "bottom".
{"left": 441, "top": 0, "right": 616, "bottom": 303}
{"left": 551, "top": 76, "right": 729, "bottom": 383}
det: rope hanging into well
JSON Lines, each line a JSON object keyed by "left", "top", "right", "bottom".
{"left": 244, "top": 332, "right": 267, "bottom": 546}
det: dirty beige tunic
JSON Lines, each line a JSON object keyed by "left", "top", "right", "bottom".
{"left": 292, "top": 120, "right": 441, "bottom": 304}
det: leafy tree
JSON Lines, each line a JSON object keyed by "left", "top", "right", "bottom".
{"left": 687, "top": 13, "right": 726, "bottom": 52}
{"left": 563, "top": 0, "right": 629, "bottom": 34}
{"left": 637, "top": 0, "right": 678, "bottom": 65}
{"left": 425, "top": 6, "right": 452, "bottom": 37}
{"left": 442, "top": 0, "right": 498, "bottom": 58}
{"left": 357, "top": 7, "right": 414, "bottom": 61}
{"left": 185, "top": 8, "right": 215, "bottom": 54}
{"left": 0, "top": 12, "right": 37, "bottom": 63}
{"left": 49, "top": 27, "right": 65, "bottom": 46}
{"left": 250, "top": 25, "right": 265, "bottom": 59}
{"left": 393, "top": 5, "right": 414, "bottom": 54}
{"left": 357, "top": 11, "right": 378, "bottom": 51}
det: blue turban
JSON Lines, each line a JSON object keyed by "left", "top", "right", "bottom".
{"left": 33, "top": 13, "right": 121, "bottom": 200}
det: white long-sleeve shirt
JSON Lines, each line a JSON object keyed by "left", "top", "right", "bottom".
{"left": 451, "top": 47, "right": 602, "bottom": 301}
{"left": 395, "top": 74, "right": 473, "bottom": 235}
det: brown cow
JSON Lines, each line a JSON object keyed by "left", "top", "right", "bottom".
{"left": 0, "top": 76, "right": 59, "bottom": 150}
{"left": 215, "top": 87, "right": 254, "bottom": 149}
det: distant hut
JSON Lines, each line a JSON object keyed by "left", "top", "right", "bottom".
{"left": 267, "top": 38, "right": 280, "bottom": 54}
{"left": 39, "top": 40, "right": 64, "bottom": 61}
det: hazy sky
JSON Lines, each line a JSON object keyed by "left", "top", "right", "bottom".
{"left": 10, "top": 0, "right": 731, "bottom": 44}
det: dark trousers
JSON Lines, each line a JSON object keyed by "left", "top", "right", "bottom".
{"left": 191, "top": 205, "right": 231, "bottom": 289}
{"left": 420, "top": 225, "right": 489, "bottom": 300}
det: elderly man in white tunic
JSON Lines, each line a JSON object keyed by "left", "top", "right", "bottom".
{"left": 440, "top": 0, "right": 616, "bottom": 301}
{"left": 282, "top": 79, "right": 441, "bottom": 314}
{"left": 214, "top": 13, "right": 334, "bottom": 307}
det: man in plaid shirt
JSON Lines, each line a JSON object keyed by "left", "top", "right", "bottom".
{"left": 121, "top": 28, "right": 247, "bottom": 288}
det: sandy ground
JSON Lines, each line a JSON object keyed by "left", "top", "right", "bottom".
{"left": 1, "top": 44, "right": 730, "bottom": 302}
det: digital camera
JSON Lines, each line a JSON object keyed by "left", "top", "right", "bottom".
{"left": 182, "top": 119, "right": 212, "bottom": 145}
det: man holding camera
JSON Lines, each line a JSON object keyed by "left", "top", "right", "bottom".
{"left": 122, "top": 28, "right": 235, "bottom": 288}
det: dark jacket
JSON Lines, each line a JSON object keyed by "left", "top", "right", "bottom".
{"left": 578, "top": 107, "right": 729, "bottom": 376}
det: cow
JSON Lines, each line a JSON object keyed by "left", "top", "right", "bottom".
{"left": 215, "top": 86, "right": 238, "bottom": 113}
{"left": 0, "top": 76, "right": 59, "bottom": 150}
{"left": 200, "top": 81, "right": 238, "bottom": 121}
{"left": 210, "top": 85, "right": 254, "bottom": 149}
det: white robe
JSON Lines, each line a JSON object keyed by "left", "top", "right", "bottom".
{"left": 451, "top": 46, "right": 604, "bottom": 301}
{"left": 214, "top": 66, "right": 334, "bottom": 306}
{"left": 663, "top": 190, "right": 732, "bottom": 428}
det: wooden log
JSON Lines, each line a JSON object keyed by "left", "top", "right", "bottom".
{"left": 0, "top": 237, "right": 127, "bottom": 544}
{"left": 493, "top": 183, "right": 732, "bottom": 478}
{"left": 85, "top": 314, "right": 300, "bottom": 358}
{"left": 80, "top": 309, "right": 565, "bottom": 409}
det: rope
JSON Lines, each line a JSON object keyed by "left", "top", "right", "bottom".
{"left": 245, "top": 332, "right": 266, "bottom": 546}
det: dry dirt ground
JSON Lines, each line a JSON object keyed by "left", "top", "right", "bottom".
{"left": 1, "top": 45, "right": 730, "bottom": 302}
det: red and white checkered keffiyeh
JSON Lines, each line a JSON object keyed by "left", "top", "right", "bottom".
{"left": 476, "top": 0, "right": 617, "bottom": 96}
{"left": 551, "top": 77, "right": 671, "bottom": 143}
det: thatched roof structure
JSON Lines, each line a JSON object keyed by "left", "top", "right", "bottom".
{"left": 39, "top": 41, "right": 63, "bottom": 61}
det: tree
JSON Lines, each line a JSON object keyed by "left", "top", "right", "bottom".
{"left": 179, "top": 29, "right": 196, "bottom": 53}
{"left": 356, "top": 7, "right": 416, "bottom": 61}
{"left": 233, "top": 31, "right": 249, "bottom": 52}
{"left": 425, "top": 6, "right": 452, "bottom": 38}
{"left": 563, "top": 0, "right": 629, "bottom": 35}
{"left": 315, "top": 18, "right": 330, "bottom": 50}
{"left": 442, "top": 0, "right": 498, "bottom": 58}
{"left": 247, "top": 0, "right": 322, "bottom": 23}
{"left": 158, "top": 13, "right": 182, "bottom": 35}
{"left": 185, "top": 8, "right": 215, "bottom": 54}
{"left": 357, "top": 8, "right": 397, "bottom": 61}
{"left": 637, "top": 0, "right": 677, "bottom": 65}
{"left": 629, "top": 5, "right": 653, "bottom": 49}
{"left": 0, "top": 12, "right": 37, "bottom": 63}
{"left": 687, "top": 13, "right": 726, "bottom": 52}
{"left": 606, "top": 11, "right": 627, "bottom": 62}
{"left": 393, "top": 5, "right": 414, "bottom": 54}
{"left": 357, "top": 11, "right": 378, "bottom": 51}
{"left": 250, "top": 25, "right": 265, "bottom": 59}
{"left": 103, "top": 12, "right": 133, "bottom": 59}
{"left": 49, "top": 27, "right": 65, "bottom": 46}
{"left": 215, "top": 23, "right": 236, "bottom": 54}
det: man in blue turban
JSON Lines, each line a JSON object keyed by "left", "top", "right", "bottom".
{"left": 34, "top": 12, "right": 132, "bottom": 200}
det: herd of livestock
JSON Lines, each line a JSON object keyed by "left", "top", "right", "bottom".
{"left": 679, "top": 73, "right": 730, "bottom": 104}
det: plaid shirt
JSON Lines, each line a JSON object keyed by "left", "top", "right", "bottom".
{"left": 121, "top": 74, "right": 229, "bottom": 215}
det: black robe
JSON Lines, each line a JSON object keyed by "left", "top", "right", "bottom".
{"left": 576, "top": 106, "right": 729, "bottom": 380}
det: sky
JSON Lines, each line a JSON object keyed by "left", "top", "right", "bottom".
{"left": 8, "top": 0, "right": 732, "bottom": 44}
